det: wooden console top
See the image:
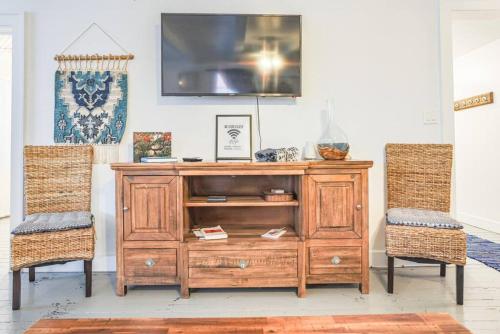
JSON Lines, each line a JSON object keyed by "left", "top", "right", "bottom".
{"left": 111, "top": 160, "right": 373, "bottom": 172}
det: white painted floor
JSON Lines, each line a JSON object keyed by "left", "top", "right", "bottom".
{"left": 0, "top": 217, "right": 499, "bottom": 334}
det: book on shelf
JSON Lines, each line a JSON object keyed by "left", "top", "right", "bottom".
{"left": 193, "top": 225, "right": 228, "bottom": 240}
{"left": 207, "top": 195, "right": 227, "bottom": 202}
{"left": 261, "top": 227, "right": 287, "bottom": 240}
{"left": 140, "top": 156, "right": 178, "bottom": 163}
{"left": 192, "top": 229, "right": 204, "bottom": 238}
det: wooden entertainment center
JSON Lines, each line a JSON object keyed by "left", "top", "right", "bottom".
{"left": 111, "top": 161, "right": 372, "bottom": 298}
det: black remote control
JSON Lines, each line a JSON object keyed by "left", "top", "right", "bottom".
{"left": 183, "top": 157, "right": 203, "bottom": 162}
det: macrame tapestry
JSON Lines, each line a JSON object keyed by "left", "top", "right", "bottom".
{"left": 54, "top": 69, "right": 127, "bottom": 145}
{"left": 53, "top": 22, "right": 134, "bottom": 163}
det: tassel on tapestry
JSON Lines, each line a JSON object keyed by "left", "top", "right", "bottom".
{"left": 53, "top": 23, "right": 134, "bottom": 164}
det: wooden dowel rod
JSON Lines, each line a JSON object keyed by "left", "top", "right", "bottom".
{"left": 54, "top": 54, "right": 134, "bottom": 61}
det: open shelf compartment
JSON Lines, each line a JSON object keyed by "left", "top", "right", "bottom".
{"left": 183, "top": 175, "right": 302, "bottom": 240}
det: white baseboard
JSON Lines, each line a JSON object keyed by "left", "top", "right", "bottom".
{"left": 457, "top": 212, "right": 500, "bottom": 234}
{"left": 24, "top": 252, "right": 440, "bottom": 273}
{"left": 370, "top": 250, "right": 442, "bottom": 268}
{"left": 29, "top": 255, "right": 116, "bottom": 273}
{"left": 370, "top": 250, "right": 387, "bottom": 268}
{"left": 17, "top": 246, "right": 457, "bottom": 273}
{"left": 25, "top": 252, "right": 430, "bottom": 273}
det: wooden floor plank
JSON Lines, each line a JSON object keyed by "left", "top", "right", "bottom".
{"left": 25, "top": 313, "right": 471, "bottom": 334}
{"left": 3, "top": 218, "right": 496, "bottom": 333}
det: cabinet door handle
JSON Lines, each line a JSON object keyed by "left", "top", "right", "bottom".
{"left": 331, "top": 256, "right": 341, "bottom": 265}
{"left": 239, "top": 259, "right": 249, "bottom": 269}
{"left": 356, "top": 204, "right": 362, "bottom": 210}
{"left": 123, "top": 207, "right": 129, "bottom": 211}
{"left": 145, "top": 259, "right": 155, "bottom": 268}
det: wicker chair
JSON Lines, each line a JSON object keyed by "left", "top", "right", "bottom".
{"left": 385, "top": 144, "right": 467, "bottom": 305}
{"left": 10, "top": 146, "right": 95, "bottom": 310}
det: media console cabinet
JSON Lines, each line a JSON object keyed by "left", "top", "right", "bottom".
{"left": 111, "top": 161, "right": 373, "bottom": 298}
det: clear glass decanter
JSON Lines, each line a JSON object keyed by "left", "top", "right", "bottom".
{"left": 317, "top": 99, "right": 349, "bottom": 160}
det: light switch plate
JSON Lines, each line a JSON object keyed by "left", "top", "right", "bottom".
{"left": 423, "top": 110, "right": 439, "bottom": 124}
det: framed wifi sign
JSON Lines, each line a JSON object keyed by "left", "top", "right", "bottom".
{"left": 216, "top": 115, "right": 253, "bottom": 161}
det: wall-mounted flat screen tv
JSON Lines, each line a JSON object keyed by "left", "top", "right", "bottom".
{"left": 161, "top": 14, "right": 301, "bottom": 97}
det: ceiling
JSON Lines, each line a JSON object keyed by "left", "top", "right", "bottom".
{"left": 452, "top": 11, "right": 500, "bottom": 58}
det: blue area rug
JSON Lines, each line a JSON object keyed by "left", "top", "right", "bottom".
{"left": 467, "top": 234, "right": 500, "bottom": 271}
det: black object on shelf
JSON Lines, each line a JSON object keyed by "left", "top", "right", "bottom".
{"left": 183, "top": 157, "right": 203, "bottom": 162}
{"left": 207, "top": 196, "right": 227, "bottom": 203}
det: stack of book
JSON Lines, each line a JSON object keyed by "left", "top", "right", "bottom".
{"left": 192, "top": 225, "right": 228, "bottom": 240}
{"left": 140, "top": 156, "right": 178, "bottom": 163}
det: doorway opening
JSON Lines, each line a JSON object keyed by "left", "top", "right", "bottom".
{"left": 0, "top": 29, "right": 12, "bottom": 219}
{"left": 451, "top": 11, "right": 500, "bottom": 233}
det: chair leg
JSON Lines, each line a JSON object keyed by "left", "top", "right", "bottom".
{"left": 456, "top": 265, "right": 464, "bottom": 305}
{"left": 29, "top": 267, "right": 35, "bottom": 282}
{"left": 12, "top": 270, "right": 21, "bottom": 310}
{"left": 387, "top": 256, "right": 394, "bottom": 294}
{"left": 84, "top": 260, "right": 92, "bottom": 298}
{"left": 440, "top": 263, "right": 446, "bottom": 277}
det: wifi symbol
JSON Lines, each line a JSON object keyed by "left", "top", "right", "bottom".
{"left": 227, "top": 129, "right": 241, "bottom": 139}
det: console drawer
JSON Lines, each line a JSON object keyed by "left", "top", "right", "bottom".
{"left": 188, "top": 250, "right": 297, "bottom": 279}
{"left": 124, "top": 248, "right": 177, "bottom": 284}
{"left": 309, "top": 247, "right": 361, "bottom": 275}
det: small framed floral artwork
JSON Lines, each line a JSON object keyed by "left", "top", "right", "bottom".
{"left": 133, "top": 132, "right": 172, "bottom": 162}
{"left": 215, "top": 115, "right": 252, "bottom": 161}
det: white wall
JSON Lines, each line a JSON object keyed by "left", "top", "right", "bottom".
{"left": 0, "top": 33, "right": 11, "bottom": 218}
{"left": 454, "top": 39, "right": 500, "bottom": 233}
{"left": 452, "top": 11, "right": 500, "bottom": 58}
{"left": 0, "top": 0, "right": 444, "bottom": 271}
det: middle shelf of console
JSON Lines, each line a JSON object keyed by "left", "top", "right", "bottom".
{"left": 182, "top": 174, "right": 303, "bottom": 240}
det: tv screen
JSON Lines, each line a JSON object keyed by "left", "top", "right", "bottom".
{"left": 161, "top": 14, "right": 301, "bottom": 96}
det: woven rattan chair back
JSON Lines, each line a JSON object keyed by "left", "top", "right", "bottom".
{"left": 386, "top": 144, "right": 453, "bottom": 212}
{"left": 24, "top": 145, "right": 93, "bottom": 215}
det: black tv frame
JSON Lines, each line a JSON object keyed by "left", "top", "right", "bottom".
{"left": 160, "top": 13, "right": 302, "bottom": 97}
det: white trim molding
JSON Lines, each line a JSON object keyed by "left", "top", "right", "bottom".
{"left": 36, "top": 253, "right": 443, "bottom": 272}
{"left": 457, "top": 212, "right": 500, "bottom": 234}
{"left": 0, "top": 13, "right": 25, "bottom": 231}
{"left": 439, "top": 0, "right": 500, "bottom": 223}
{"left": 370, "top": 250, "right": 441, "bottom": 269}
{"left": 440, "top": 0, "right": 500, "bottom": 143}
{"left": 31, "top": 256, "right": 116, "bottom": 273}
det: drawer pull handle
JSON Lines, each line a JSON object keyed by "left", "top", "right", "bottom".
{"left": 145, "top": 259, "right": 155, "bottom": 268}
{"left": 239, "top": 259, "right": 249, "bottom": 269}
{"left": 356, "top": 204, "right": 362, "bottom": 210}
{"left": 331, "top": 256, "right": 341, "bottom": 265}
{"left": 123, "top": 207, "right": 129, "bottom": 211}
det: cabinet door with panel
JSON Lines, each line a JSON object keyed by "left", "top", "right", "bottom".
{"left": 123, "top": 176, "right": 178, "bottom": 241}
{"left": 307, "top": 174, "right": 362, "bottom": 239}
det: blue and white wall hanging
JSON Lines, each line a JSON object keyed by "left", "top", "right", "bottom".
{"left": 53, "top": 22, "right": 134, "bottom": 163}
{"left": 54, "top": 69, "right": 128, "bottom": 146}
